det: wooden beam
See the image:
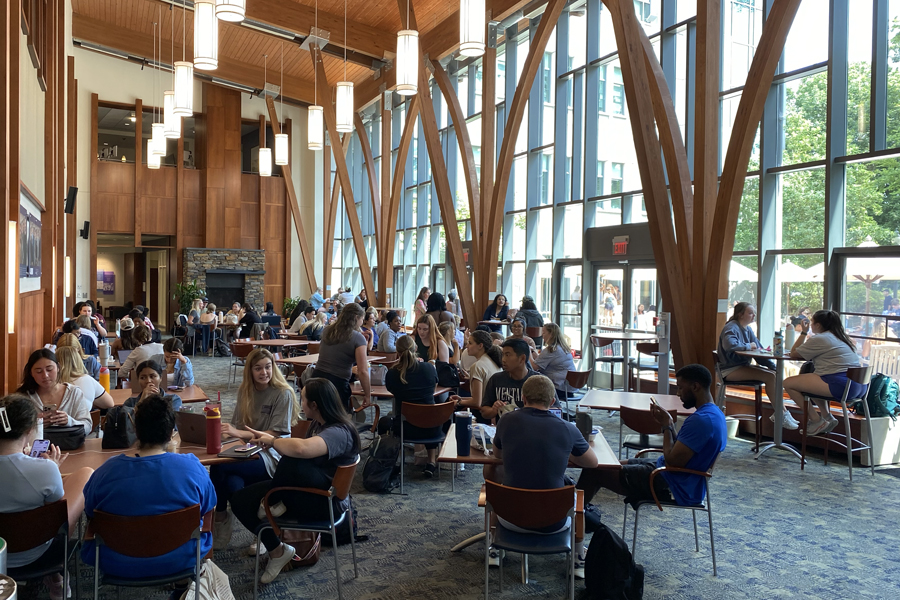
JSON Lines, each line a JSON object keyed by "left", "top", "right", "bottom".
{"left": 478, "top": 45, "right": 496, "bottom": 312}
{"left": 384, "top": 95, "right": 419, "bottom": 300}
{"left": 482, "top": 0, "right": 566, "bottom": 308}
{"left": 322, "top": 142, "right": 332, "bottom": 294}
{"left": 258, "top": 114, "right": 266, "bottom": 249}
{"left": 264, "top": 96, "right": 317, "bottom": 293}
{"left": 72, "top": 14, "right": 317, "bottom": 105}
{"left": 90, "top": 92, "right": 98, "bottom": 303}
{"left": 354, "top": 112, "right": 382, "bottom": 264}
{"left": 174, "top": 112, "right": 184, "bottom": 319}
{"left": 285, "top": 117, "right": 293, "bottom": 299}
{"left": 134, "top": 98, "right": 143, "bottom": 247}
{"left": 66, "top": 57, "right": 76, "bottom": 307}
{"left": 323, "top": 133, "right": 350, "bottom": 297}
{"left": 378, "top": 99, "right": 392, "bottom": 304}
{"left": 309, "top": 48, "right": 377, "bottom": 304}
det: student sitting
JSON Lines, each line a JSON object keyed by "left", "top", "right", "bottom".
{"left": 231, "top": 378, "right": 360, "bottom": 585}
{"left": 289, "top": 306, "right": 315, "bottom": 334}
{"left": 74, "top": 315, "right": 100, "bottom": 348}
{"left": 299, "top": 312, "right": 328, "bottom": 341}
{"left": 81, "top": 394, "right": 216, "bottom": 592}
{"left": 530, "top": 323, "right": 576, "bottom": 405}
{"left": 18, "top": 349, "right": 93, "bottom": 436}
{"left": 109, "top": 318, "right": 137, "bottom": 355}
{"left": 123, "top": 361, "right": 183, "bottom": 412}
{"left": 376, "top": 311, "right": 405, "bottom": 352}
{"left": 163, "top": 338, "right": 195, "bottom": 388}
{"left": 56, "top": 333, "right": 101, "bottom": 379}
{"left": 62, "top": 319, "right": 98, "bottom": 357}
{"left": 56, "top": 345, "right": 114, "bottom": 410}
{"left": 0, "top": 394, "right": 93, "bottom": 600}
{"left": 118, "top": 324, "right": 164, "bottom": 381}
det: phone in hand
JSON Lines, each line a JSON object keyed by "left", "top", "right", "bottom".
{"left": 30, "top": 439, "right": 51, "bottom": 457}
{"left": 234, "top": 443, "right": 257, "bottom": 453}
{"left": 650, "top": 396, "right": 662, "bottom": 409}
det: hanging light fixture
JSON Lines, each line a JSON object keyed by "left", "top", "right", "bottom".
{"left": 194, "top": 0, "right": 218, "bottom": 71}
{"left": 459, "top": 0, "right": 486, "bottom": 58}
{"left": 335, "top": 0, "right": 353, "bottom": 133}
{"left": 308, "top": 0, "right": 324, "bottom": 151}
{"left": 274, "top": 42, "right": 289, "bottom": 166}
{"left": 396, "top": 0, "right": 418, "bottom": 95}
{"left": 148, "top": 139, "right": 161, "bottom": 169}
{"left": 173, "top": 1, "right": 193, "bottom": 116}
{"left": 259, "top": 55, "right": 272, "bottom": 177}
{"left": 151, "top": 17, "right": 166, "bottom": 157}
{"left": 164, "top": 11, "right": 180, "bottom": 138}
{"left": 215, "top": 0, "right": 245, "bottom": 22}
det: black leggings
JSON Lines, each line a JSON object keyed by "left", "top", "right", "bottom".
{"left": 312, "top": 369, "right": 353, "bottom": 414}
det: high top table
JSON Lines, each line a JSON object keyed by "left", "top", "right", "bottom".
{"left": 736, "top": 349, "right": 803, "bottom": 463}
{"left": 578, "top": 390, "right": 694, "bottom": 417}
{"left": 590, "top": 331, "right": 658, "bottom": 392}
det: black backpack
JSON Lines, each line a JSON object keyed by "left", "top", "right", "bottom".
{"left": 215, "top": 338, "right": 232, "bottom": 357}
{"left": 102, "top": 405, "right": 137, "bottom": 449}
{"left": 584, "top": 522, "right": 644, "bottom": 600}
{"left": 362, "top": 434, "right": 400, "bottom": 493}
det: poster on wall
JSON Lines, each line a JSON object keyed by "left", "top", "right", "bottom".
{"left": 18, "top": 205, "right": 42, "bottom": 278}
{"left": 96, "top": 270, "right": 115, "bottom": 295}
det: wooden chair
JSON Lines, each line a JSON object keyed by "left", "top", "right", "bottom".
{"left": 525, "top": 326, "right": 543, "bottom": 350}
{"left": 399, "top": 401, "right": 458, "bottom": 494}
{"left": 0, "top": 500, "right": 78, "bottom": 594}
{"left": 711, "top": 351, "right": 763, "bottom": 452}
{"left": 628, "top": 342, "right": 665, "bottom": 392}
{"left": 307, "top": 341, "right": 321, "bottom": 355}
{"left": 90, "top": 409, "right": 101, "bottom": 435}
{"left": 85, "top": 504, "right": 208, "bottom": 600}
{"left": 353, "top": 397, "right": 381, "bottom": 434}
{"left": 255, "top": 456, "right": 361, "bottom": 600}
{"left": 623, "top": 450, "right": 719, "bottom": 576}
{"left": 483, "top": 481, "right": 577, "bottom": 600}
{"left": 229, "top": 342, "right": 254, "bottom": 389}
{"left": 618, "top": 405, "right": 677, "bottom": 460}
{"left": 368, "top": 350, "right": 398, "bottom": 362}
{"left": 800, "top": 366, "right": 875, "bottom": 480}
{"left": 590, "top": 336, "right": 625, "bottom": 391}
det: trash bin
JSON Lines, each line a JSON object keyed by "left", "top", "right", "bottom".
{"left": 0, "top": 574, "right": 16, "bottom": 599}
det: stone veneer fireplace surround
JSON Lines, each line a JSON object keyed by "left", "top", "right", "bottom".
{"left": 183, "top": 248, "right": 266, "bottom": 311}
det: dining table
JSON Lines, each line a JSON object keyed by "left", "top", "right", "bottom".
{"left": 110, "top": 384, "right": 209, "bottom": 406}
{"left": 60, "top": 436, "right": 246, "bottom": 476}
{"left": 590, "top": 331, "right": 658, "bottom": 392}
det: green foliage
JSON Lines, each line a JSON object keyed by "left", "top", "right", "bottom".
{"left": 173, "top": 280, "right": 205, "bottom": 315}
{"left": 282, "top": 296, "right": 303, "bottom": 318}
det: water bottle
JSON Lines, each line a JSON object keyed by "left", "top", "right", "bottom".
{"left": 36, "top": 417, "right": 43, "bottom": 440}
{"left": 99, "top": 367, "right": 110, "bottom": 392}
{"left": 773, "top": 330, "right": 784, "bottom": 356}
{"left": 116, "top": 319, "right": 121, "bottom": 337}
{"left": 205, "top": 405, "right": 222, "bottom": 455}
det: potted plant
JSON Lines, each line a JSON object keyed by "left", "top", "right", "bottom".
{"left": 283, "top": 295, "right": 303, "bottom": 318}
{"left": 174, "top": 279, "right": 205, "bottom": 315}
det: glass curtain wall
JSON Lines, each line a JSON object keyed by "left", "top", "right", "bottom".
{"left": 334, "top": 0, "right": 899, "bottom": 343}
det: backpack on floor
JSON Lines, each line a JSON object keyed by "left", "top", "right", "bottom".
{"left": 215, "top": 338, "right": 232, "bottom": 357}
{"left": 362, "top": 434, "right": 400, "bottom": 493}
{"left": 852, "top": 373, "right": 900, "bottom": 420}
{"left": 320, "top": 499, "right": 368, "bottom": 546}
{"left": 584, "top": 522, "right": 644, "bottom": 600}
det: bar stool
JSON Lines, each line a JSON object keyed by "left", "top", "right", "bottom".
{"left": 711, "top": 351, "right": 762, "bottom": 452}
{"left": 591, "top": 337, "right": 625, "bottom": 391}
{"left": 800, "top": 366, "right": 875, "bottom": 480}
{"left": 629, "top": 342, "right": 664, "bottom": 393}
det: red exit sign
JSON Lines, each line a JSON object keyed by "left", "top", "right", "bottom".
{"left": 612, "top": 235, "right": 629, "bottom": 256}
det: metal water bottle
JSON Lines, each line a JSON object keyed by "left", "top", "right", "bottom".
{"left": 773, "top": 330, "right": 784, "bottom": 356}
{"left": 99, "top": 367, "right": 110, "bottom": 393}
{"left": 205, "top": 405, "right": 222, "bottom": 455}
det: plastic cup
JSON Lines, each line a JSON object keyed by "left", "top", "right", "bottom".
{"left": 454, "top": 411, "right": 472, "bottom": 457}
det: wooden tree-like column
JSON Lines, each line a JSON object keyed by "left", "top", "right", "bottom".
{"left": 323, "top": 133, "right": 350, "bottom": 295}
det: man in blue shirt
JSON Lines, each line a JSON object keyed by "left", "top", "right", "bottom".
{"left": 576, "top": 364, "right": 726, "bottom": 507}
{"left": 309, "top": 287, "right": 325, "bottom": 310}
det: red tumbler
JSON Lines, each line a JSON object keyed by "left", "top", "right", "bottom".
{"left": 205, "top": 405, "right": 222, "bottom": 454}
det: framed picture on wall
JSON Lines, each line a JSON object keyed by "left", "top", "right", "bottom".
{"left": 18, "top": 204, "right": 42, "bottom": 278}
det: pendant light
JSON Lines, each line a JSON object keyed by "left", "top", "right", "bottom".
{"left": 259, "top": 55, "right": 272, "bottom": 177}
{"left": 308, "top": 0, "right": 324, "bottom": 151}
{"left": 164, "top": 9, "right": 180, "bottom": 139}
{"left": 173, "top": 1, "right": 193, "bottom": 116}
{"left": 148, "top": 21, "right": 162, "bottom": 168}
{"left": 215, "top": 0, "right": 245, "bottom": 22}
{"left": 335, "top": 0, "right": 354, "bottom": 133}
{"left": 194, "top": 0, "right": 218, "bottom": 71}
{"left": 459, "top": 0, "right": 486, "bottom": 58}
{"left": 274, "top": 42, "right": 289, "bottom": 166}
{"left": 152, "top": 17, "right": 166, "bottom": 156}
{"left": 148, "top": 139, "right": 161, "bottom": 169}
{"left": 396, "top": 0, "right": 418, "bottom": 95}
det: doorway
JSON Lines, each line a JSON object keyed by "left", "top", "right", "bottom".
{"left": 591, "top": 262, "right": 659, "bottom": 332}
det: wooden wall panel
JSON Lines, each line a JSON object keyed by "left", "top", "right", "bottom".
{"left": 240, "top": 173, "right": 260, "bottom": 249}
{"left": 199, "top": 83, "right": 242, "bottom": 249}
{"left": 181, "top": 170, "right": 204, "bottom": 247}
{"left": 94, "top": 162, "right": 135, "bottom": 232}
{"left": 261, "top": 176, "right": 286, "bottom": 305}
{"left": 140, "top": 167, "right": 177, "bottom": 235}
{"left": 18, "top": 291, "right": 45, "bottom": 378}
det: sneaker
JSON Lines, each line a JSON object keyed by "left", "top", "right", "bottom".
{"left": 806, "top": 418, "right": 829, "bottom": 437}
{"left": 257, "top": 500, "right": 287, "bottom": 520}
{"left": 44, "top": 574, "right": 70, "bottom": 600}
{"left": 822, "top": 416, "right": 839, "bottom": 434}
{"left": 247, "top": 539, "right": 268, "bottom": 556}
{"left": 574, "top": 553, "right": 586, "bottom": 579}
{"left": 423, "top": 463, "right": 437, "bottom": 478}
{"left": 212, "top": 509, "right": 234, "bottom": 550}
{"left": 488, "top": 548, "right": 502, "bottom": 567}
{"left": 770, "top": 412, "right": 799, "bottom": 430}
{"left": 260, "top": 543, "right": 296, "bottom": 584}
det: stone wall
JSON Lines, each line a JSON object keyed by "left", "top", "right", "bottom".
{"left": 183, "top": 248, "right": 266, "bottom": 309}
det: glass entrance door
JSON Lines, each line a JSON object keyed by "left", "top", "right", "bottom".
{"left": 595, "top": 268, "right": 625, "bottom": 328}
{"left": 592, "top": 263, "right": 659, "bottom": 332}
{"left": 556, "top": 263, "right": 583, "bottom": 356}
{"left": 630, "top": 267, "right": 658, "bottom": 331}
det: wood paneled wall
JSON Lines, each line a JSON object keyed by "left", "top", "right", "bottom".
{"left": 199, "top": 83, "right": 242, "bottom": 249}
{"left": 18, "top": 291, "right": 45, "bottom": 383}
{"left": 140, "top": 167, "right": 177, "bottom": 235}
{"left": 93, "top": 161, "right": 135, "bottom": 232}
{"left": 240, "top": 174, "right": 260, "bottom": 249}
{"left": 260, "top": 175, "right": 287, "bottom": 304}
{"left": 182, "top": 169, "right": 204, "bottom": 249}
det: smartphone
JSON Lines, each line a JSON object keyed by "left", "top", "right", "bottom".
{"left": 234, "top": 444, "right": 257, "bottom": 453}
{"left": 650, "top": 396, "right": 662, "bottom": 408}
{"left": 30, "top": 439, "right": 51, "bottom": 457}
{"left": 549, "top": 408, "right": 563, "bottom": 419}
{"left": 168, "top": 386, "right": 185, "bottom": 391}
{"left": 42, "top": 404, "right": 58, "bottom": 413}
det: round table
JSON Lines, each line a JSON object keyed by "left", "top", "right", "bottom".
{"left": 590, "top": 332, "right": 658, "bottom": 392}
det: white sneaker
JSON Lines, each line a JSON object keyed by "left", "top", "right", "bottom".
{"left": 574, "top": 553, "right": 586, "bottom": 579}
{"left": 260, "top": 543, "right": 296, "bottom": 584}
{"left": 212, "top": 510, "right": 234, "bottom": 550}
{"left": 822, "top": 415, "right": 839, "bottom": 434}
{"left": 257, "top": 500, "right": 287, "bottom": 520}
{"left": 246, "top": 539, "right": 268, "bottom": 556}
{"left": 806, "top": 419, "right": 829, "bottom": 437}
{"left": 770, "top": 411, "right": 799, "bottom": 430}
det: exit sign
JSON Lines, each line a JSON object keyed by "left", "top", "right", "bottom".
{"left": 612, "top": 235, "right": 629, "bottom": 256}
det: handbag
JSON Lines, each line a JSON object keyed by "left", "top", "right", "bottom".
{"left": 102, "top": 405, "right": 137, "bottom": 449}
{"left": 178, "top": 560, "right": 236, "bottom": 600}
{"left": 435, "top": 360, "right": 461, "bottom": 388}
{"left": 281, "top": 531, "right": 321, "bottom": 566}
{"left": 369, "top": 364, "right": 388, "bottom": 386}
{"left": 44, "top": 424, "right": 86, "bottom": 451}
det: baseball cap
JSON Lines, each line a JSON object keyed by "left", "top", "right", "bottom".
{"left": 521, "top": 295, "right": 534, "bottom": 303}
{"left": 119, "top": 317, "right": 135, "bottom": 331}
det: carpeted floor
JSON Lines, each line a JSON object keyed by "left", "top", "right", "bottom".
{"left": 26, "top": 351, "right": 900, "bottom": 599}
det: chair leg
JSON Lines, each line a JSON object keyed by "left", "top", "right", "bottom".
{"left": 632, "top": 507, "right": 640, "bottom": 562}
{"left": 400, "top": 428, "right": 405, "bottom": 495}
{"left": 254, "top": 535, "right": 262, "bottom": 600}
{"left": 622, "top": 503, "right": 628, "bottom": 540}
{"left": 484, "top": 511, "right": 491, "bottom": 600}
{"left": 348, "top": 504, "right": 358, "bottom": 578}
{"left": 863, "top": 398, "right": 876, "bottom": 476}
{"left": 801, "top": 396, "right": 808, "bottom": 470}
{"left": 843, "top": 401, "right": 853, "bottom": 482}
{"left": 332, "top": 528, "right": 343, "bottom": 600}
{"left": 754, "top": 386, "right": 762, "bottom": 452}
{"left": 94, "top": 546, "right": 100, "bottom": 600}
{"left": 521, "top": 554, "right": 528, "bottom": 584}
{"left": 692, "top": 510, "right": 699, "bottom": 552}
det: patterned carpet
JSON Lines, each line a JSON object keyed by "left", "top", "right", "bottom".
{"left": 24, "top": 351, "right": 900, "bottom": 599}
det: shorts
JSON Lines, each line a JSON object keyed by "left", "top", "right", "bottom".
{"left": 620, "top": 458, "right": 672, "bottom": 504}
{"left": 819, "top": 373, "right": 867, "bottom": 403}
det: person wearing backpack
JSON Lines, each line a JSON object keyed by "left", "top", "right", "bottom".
{"left": 576, "top": 364, "right": 726, "bottom": 511}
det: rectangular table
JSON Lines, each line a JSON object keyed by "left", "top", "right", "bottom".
{"left": 276, "top": 354, "right": 386, "bottom": 367}
{"left": 577, "top": 390, "right": 694, "bottom": 417}
{"left": 61, "top": 437, "right": 245, "bottom": 476}
{"left": 350, "top": 382, "right": 452, "bottom": 398}
{"left": 111, "top": 384, "right": 209, "bottom": 406}
{"left": 245, "top": 339, "right": 309, "bottom": 349}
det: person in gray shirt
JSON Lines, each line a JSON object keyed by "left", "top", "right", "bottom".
{"left": 312, "top": 303, "right": 372, "bottom": 413}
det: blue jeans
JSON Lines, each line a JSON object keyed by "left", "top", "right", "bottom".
{"left": 210, "top": 458, "right": 270, "bottom": 512}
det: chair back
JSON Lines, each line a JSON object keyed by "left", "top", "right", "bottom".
{"left": 261, "top": 315, "right": 282, "bottom": 329}
{"left": 293, "top": 364, "right": 308, "bottom": 380}
{"left": 368, "top": 350, "right": 398, "bottom": 361}
{"left": 591, "top": 336, "right": 614, "bottom": 350}
{"left": 525, "top": 326, "right": 543, "bottom": 339}
{"left": 291, "top": 419, "right": 312, "bottom": 439}
{"left": 636, "top": 342, "right": 660, "bottom": 357}
{"left": 620, "top": 405, "right": 677, "bottom": 435}
{"left": 566, "top": 369, "right": 591, "bottom": 389}
{"left": 307, "top": 341, "right": 321, "bottom": 354}
{"left": 484, "top": 480, "right": 575, "bottom": 530}
{"left": 711, "top": 350, "right": 725, "bottom": 380}
{"left": 869, "top": 344, "right": 900, "bottom": 383}
{"left": 401, "top": 401, "right": 457, "bottom": 429}
{"left": 231, "top": 342, "right": 253, "bottom": 359}
{"left": 90, "top": 409, "right": 101, "bottom": 431}
{"left": 0, "top": 499, "right": 68, "bottom": 553}
{"left": 88, "top": 505, "right": 201, "bottom": 558}
{"left": 331, "top": 455, "right": 361, "bottom": 501}
{"left": 846, "top": 366, "right": 874, "bottom": 387}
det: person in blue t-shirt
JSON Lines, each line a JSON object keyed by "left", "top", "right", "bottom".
{"left": 82, "top": 394, "right": 216, "bottom": 592}
{"left": 576, "top": 364, "right": 726, "bottom": 507}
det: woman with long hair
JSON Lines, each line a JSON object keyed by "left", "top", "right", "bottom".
{"left": 121, "top": 360, "right": 183, "bottom": 412}
{"left": 210, "top": 348, "right": 299, "bottom": 550}
{"left": 453, "top": 330, "right": 502, "bottom": 415}
{"left": 288, "top": 299, "right": 310, "bottom": 330}
{"left": 507, "top": 318, "right": 537, "bottom": 351}
{"left": 81, "top": 394, "right": 215, "bottom": 592}
{"left": 532, "top": 323, "right": 576, "bottom": 404}
{"left": 784, "top": 310, "right": 862, "bottom": 436}
{"left": 188, "top": 298, "right": 203, "bottom": 325}
{"left": 312, "top": 303, "right": 371, "bottom": 413}
{"left": 361, "top": 309, "right": 379, "bottom": 350}
{"left": 385, "top": 336, "right": 442, "bottom": 477}
{"left": 516, "top": 297, "right": 544, "bottom": 328}
{"left": 415, "top": 314, "right": 449, "bottom": 362}
{"left": 56, "top": 332, "right": 101, "bottom": 379}
{"left": 299, "top": 311, "right": 328, "bottom": 340}
{"left": 425, "top": 292, "right": 454, "bottom": 326}
{"left": 17, "top": 349, "right": 93, "bottom": 435}
{"left": 414, "top": 287, "right": 430, "bottom": 322}
{"left": 482, "top": 294, "right": 509, "bottom": 333}
{"left": 231, "top": 378, "right": 361, "bottom": 584}
{"left": 56, "top": 345, "right": 114, "bottom": 409}
{"left": 715, "top": 302, "right": 793, "bottom": 428}
{"left": 239, "top": 302, "right": 262, "bottom": 338}
{"left": 0, "top": 394, "right": 93, "bottom": 597}
{"left": 117, "top": 323, "right": 164, "bottom": 382}
{"left": 438, "top": 321, "right": 460, "bottom": 365}
{"left": 109, "top": 317, "right": 137, "bottom": 354}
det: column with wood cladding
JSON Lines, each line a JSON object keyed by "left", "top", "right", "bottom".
{"left": 199, "top": 83, "right": 242, "bottom": 249}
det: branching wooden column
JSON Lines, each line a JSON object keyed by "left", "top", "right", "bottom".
{"left": 353, "top": 111, "right": 382, "bottom": 279}
{"left": 378, "top": 99, "right": 392, "bottom": 304}
{"left": 322, "top": 134, "right": 350, "bottom": 296}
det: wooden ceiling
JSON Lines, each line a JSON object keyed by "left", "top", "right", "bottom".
{"left": 70, "top": 0, "right": 535, "bottom": 107}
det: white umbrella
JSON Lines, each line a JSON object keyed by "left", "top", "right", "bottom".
{"left": 729, "top": 260, "right": 758, "bottom": 282}
{"left": 777, "top": 260, "right": 819, "bottom": 282}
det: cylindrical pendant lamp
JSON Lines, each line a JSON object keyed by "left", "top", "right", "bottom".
{"left": 151, "top": 123, "right": 166, "bottom": 157}
{"left": 164, "top": 91, "right": 180, "bottom": 138}
{"left": 275, "top": 132, "right": 289, "bottom": 166}
{"left": 396, "top": 30, "right": 419, "bottom": 96}
{"left": 459, "top": 0, "right": 486, "bottom": 58}
{"left": 173, "top": 62, "right": 194, "bottom": 115}
{"left": 194, "top": 0, "right": 219, "bottom": 71}
{"left": 259, "top": 147, "right": 272, "bottom": 176}
{"left": 147, "top": 139, "right": 161, "bottom": 169}
{"left": 215, "top": 0, "right": 245, "bottom": 22}
{"left": 335, "top": 81, "right": 354, "bottom": 133}
{"left": 308, "top": 106, "right": 324, "bottom": 151}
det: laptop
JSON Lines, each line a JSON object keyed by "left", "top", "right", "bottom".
{"left": 118, "top": 350, "right": 132, "bottom": 365}
{"left": 175, "top": 410, "right": 207, "bottom": 445}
